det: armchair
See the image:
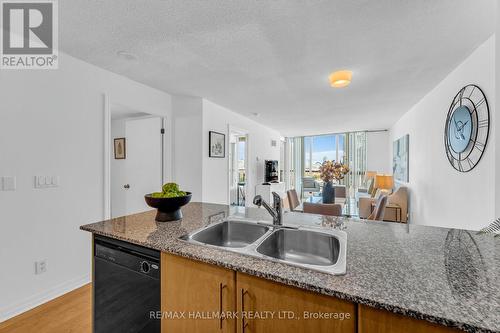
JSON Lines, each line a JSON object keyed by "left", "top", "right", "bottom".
{"left": 359, "top": 186, "right": 408, "bottom": 222}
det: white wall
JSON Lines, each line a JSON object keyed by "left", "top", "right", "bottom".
{"left": 0, "top": 52, "right": 172, "bottom": 321}
{"left": 389, "top": 36, "right": 496, "bottom": 230}
{"left": 366, "top": 131, "right": 390, "bottom": 173}
{"left": 201, "top": 99, "right": 281, "bottom": 205}
{"left": 171, "top": 96, "right": 203, "bottom": 202}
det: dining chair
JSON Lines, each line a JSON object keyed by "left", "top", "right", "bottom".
{"left": 368, "top": 195, "right": 388, "bottom": 221}
{"left": 303, "top": 202, "right": 342, "bottom": 216}
{"left": 333, "top": 185, "right": 346, "bottom": 198}
{"left": 287, "top": 189, "right": 300, "bottom": 211}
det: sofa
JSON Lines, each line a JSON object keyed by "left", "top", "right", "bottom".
{"left": 302, "top": 177, "right": 321, "bottom": 196}
{"left": 359, "top": 186, "right": 408, "bottom": 222}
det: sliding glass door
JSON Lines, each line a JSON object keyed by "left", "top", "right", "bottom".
{"left": 344, "top": 132, "right": 367, "bottom": 194}
{"left": 286, "top": 132, "right": 367, "bottom": 198}
{"left": 303, "top": 134, "right": 346, "bottom": 181}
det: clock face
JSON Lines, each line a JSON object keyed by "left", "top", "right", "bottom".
{"left": 444, "top": 85, "right": 489, "bottom": 172}
{"left": 448, "top": 106, "right": 472, "bottom": 153}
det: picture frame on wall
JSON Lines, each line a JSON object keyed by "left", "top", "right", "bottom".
{"left": 114, "top": 138, "right": 126, "bottom": 159}
{"left": 393, "top": 134, "right": 409, "bottom": 182}
{"left": 209, "top": 131, "right": 225, "bottom": 158}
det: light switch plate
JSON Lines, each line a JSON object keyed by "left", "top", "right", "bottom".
{"left": 35, "top": 176, "right": 59, "bottom": 188}
{"left": 2, "top": 176, "right": 16, "bottom": 191}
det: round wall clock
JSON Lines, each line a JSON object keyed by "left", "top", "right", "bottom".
{"left": 444, "top": 84, "right": 490, "bottom": 172}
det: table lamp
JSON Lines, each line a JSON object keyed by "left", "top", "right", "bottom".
{"left": 375, "top": 174, "right": 394, "bottom": 190}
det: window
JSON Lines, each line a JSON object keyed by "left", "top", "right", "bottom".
{"left": 303, "top": 134, "right": 345, "bottom": 180}
{"left": 238, "top": 137, "right": 246, "bottom": 182}
{"left": 285, "top": 132, "right": 367, "bottom": 197}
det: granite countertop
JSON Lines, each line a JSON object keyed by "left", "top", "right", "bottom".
{"left": 80, "top": 202, "right": 500, "bottom": 333}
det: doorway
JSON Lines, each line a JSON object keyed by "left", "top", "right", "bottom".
{"left": 228, "top": 129, "right": 248, "bottom": 206}
{"left": 106, "top": 102, "right": 166, "bottom": 218}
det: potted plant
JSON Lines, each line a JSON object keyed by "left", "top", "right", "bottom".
{"left": 319, "top": 160, "right": 349, "bottom": 204}
{"left": 144, "top": 183, "right": 192, "bottom": 222}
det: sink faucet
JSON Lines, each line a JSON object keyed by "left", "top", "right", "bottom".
{"left": 253, "top": 192, "right": 282, "bottom": 226}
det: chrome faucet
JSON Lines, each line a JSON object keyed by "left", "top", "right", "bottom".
{"left": 253, "top": 192, "right": 282, "bottom": 226}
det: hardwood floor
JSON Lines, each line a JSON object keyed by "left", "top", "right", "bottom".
{"left": 0, "top": 284, "right": 91, "bottom": 333}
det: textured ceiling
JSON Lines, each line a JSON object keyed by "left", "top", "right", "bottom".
{"left": 60, "top": 0, "right": 495, "bottom": 136}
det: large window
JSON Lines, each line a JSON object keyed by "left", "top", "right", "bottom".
{"left": 285, "top": 132, "right": 367, "bottom": 198}
{"left": 303, "top": 134, "right": 346, "bottom": 180}
{"left": 345, "top": 132, "right": 367, "bottom": 190}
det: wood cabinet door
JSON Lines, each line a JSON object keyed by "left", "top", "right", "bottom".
{"left": 358, "top": 305, "right": 462, "bottom": 333}
{"left": 236, "top": 272, "right": 356, "bottom": 333}
{"left": 161, "top": 253, "right": 236, "bottom": 333}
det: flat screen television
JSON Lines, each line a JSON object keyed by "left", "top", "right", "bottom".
{"left": 265, "top": 160, "right": 279, "bottom": 182}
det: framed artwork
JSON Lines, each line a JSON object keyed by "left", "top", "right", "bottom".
{"left": 393, "top": 134, "right": 409, "bottom": 182}
{"left": 209, "top": 131, "right": 225, "bottom": 158}
{"left": 114, "top": 138, "right": 126, "bottom": 159}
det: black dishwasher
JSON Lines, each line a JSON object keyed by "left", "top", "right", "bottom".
{"left": 94, "top": 235, "right": 160, "bottom": 333}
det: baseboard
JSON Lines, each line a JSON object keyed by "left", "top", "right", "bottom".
{"left": 0, "top": 274, "right": 91, "bottom": 323}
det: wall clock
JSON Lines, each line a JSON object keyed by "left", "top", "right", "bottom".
{"left": 444, "top": 84, "right": 490, "bottom": 172}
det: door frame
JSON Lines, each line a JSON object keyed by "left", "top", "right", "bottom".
{"left": 104, "top": 94, "right": 111, "bottom": 220}
{"left": 103, "top": 94, "right": 168, "bottom": 220}
{"left": 227, "top": 125, "right": 249, "bottom": 206}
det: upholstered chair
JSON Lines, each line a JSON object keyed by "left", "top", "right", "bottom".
{"left": 303, "top": 202, "right": 342, "bottom": 216}
{"left": 368, "top": 195, "right": 388, "bottom": 221}
{"left": 359, "top": 186, "right": 408, "bottom": 222}
{"left": 287, "top": 189, "right": 300, "bottom": 211}
{"left": 332, "top": 185, "right": 346, "bottom": 198}
{"left": 385, "top": 186, "right": 408, "bottom": 222}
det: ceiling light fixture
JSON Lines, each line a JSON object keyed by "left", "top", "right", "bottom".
{"left": 117, "top": 51, "right": 138, "bottom": 61}
{"left": 329, "top": 70, "right": 352, "bottom": 88}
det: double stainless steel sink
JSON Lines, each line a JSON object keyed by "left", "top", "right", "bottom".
{"left": 181, "top": 219, "right": 347, "bottom": 275}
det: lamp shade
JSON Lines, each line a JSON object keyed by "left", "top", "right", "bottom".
{"left": 375, "top": 174, "right": 394, "bottom": 190}
{"left": 365, "top": 171, "right": 377, "bottom": 180}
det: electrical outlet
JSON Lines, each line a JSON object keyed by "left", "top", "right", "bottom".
{"left": 35, "top": 260, "right": 47, "bottom": 275}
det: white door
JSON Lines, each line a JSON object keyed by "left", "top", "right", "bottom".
{"left": 111, "top": 116, "right": 163, "bottom": 217}
{"left": 229, "top": 141, "right": 238, "bottom": 205}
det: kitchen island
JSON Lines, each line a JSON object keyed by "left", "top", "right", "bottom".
{"left": 81, "top": 202, "right": 500, "bottom": 333}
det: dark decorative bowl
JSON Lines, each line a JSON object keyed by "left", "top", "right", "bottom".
{"left": 144, "top": 192, "right": 192, "bottom": 222}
